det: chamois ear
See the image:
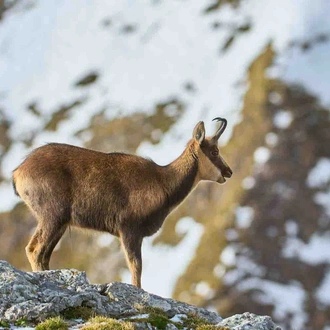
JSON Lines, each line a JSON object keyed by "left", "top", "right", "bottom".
{"left": 193, "top": 121, "right": 205, "bottom": 144}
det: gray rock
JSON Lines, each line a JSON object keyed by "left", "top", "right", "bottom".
{"left": 105, "top": 282, "right": 221, "bottom": 322}
{"left": 217, "top": 312, "right": 281, "bottom": 330}
{"left": 0, "top": 261, "right": 281, "bottom": 329}
{"left": 0, "top": 260, "right": 219, "bottom": 324}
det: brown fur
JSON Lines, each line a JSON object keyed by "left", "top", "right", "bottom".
{"left": 12, "top": 121, "right": 232, "bottom": 288}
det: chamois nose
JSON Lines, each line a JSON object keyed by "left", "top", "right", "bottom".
{"left": 224, "top": 167, "right": 233, "bottom": 178}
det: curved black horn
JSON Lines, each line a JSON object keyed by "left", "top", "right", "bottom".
{"left": 212, "top": 117, "right": 227, "bottom": 140}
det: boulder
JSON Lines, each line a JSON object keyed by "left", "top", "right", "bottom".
{"left": 0, "top": 261, "right": 280, "bottom": 329}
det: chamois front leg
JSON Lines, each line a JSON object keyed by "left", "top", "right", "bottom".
{"left": 120, "top": 232, "right": 143, "bottom": 288}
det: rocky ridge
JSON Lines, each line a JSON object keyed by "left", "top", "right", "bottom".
{"left": 0, "top": 261, "right": 280, "bottom": 329}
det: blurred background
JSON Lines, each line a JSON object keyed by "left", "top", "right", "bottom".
{"left": 1, "top": 0, "right": 330, "bottom": 329}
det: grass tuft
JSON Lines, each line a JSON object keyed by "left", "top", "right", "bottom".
{"left": 82, "top": 316, "right": 134, "bottom": 330}
{"left": 180, "top": 312, "right": 227, "bottom": 330}
{"left": 0, "top": 320, "right": 10, "bottom": 328}
{"left": 14, "top": 318, "right": 29, "bottom": 327}
{"left": 181, "top": 312, "right": 209, "bottom": 328}
{"left": 136, "top": 306, "right": 168, "bottom": 318}
{"left": 133, "top": 314, "right": 169, "bottom": 330}
{"left": 35, "top": 317, "right": 68, "bottom": 330}
{"left": 130, "top": 306, "right": 171, "bottom": 329}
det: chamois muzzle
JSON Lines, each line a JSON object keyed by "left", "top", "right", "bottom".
{"left": 217, "top": 164, "right": 233, "bottom": 184}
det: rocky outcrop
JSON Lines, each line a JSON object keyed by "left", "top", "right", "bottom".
{"left": 0, "top": 261, "right": 280, "bottom": 329}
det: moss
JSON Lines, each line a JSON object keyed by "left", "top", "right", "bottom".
{"left": 180, "top": 312, "right": 211, "bottom": 329}
{"left": 136, "top": 306, "right": 168, "bottom": 318}
{"left": 35, "top": 317, "right": 68, "bottom": 330}
{"left": 83, "top": 316, "right": 134, "bottom": 330}
{"left": 60, "top": 306, "right": 95, "bottom": 320}
{"left": 134, "top": 314, "right": 169, "bottom": 330}
{"left": 0, "top": 320, "right": 10, "bottom": 328}
{"left": 14, "top": 318, "right": 29, "bottom": 327}
{"left": 127, "top": 307, "right": 169, "bottom": 329}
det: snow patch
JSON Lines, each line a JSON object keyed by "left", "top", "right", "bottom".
{"left": 224, "top": 254, "right": 265, "bottom": 286}
{"left": 316, "top": 271, "right": 330, "bottom": 305}
{"left": 242, "top": 176, "right": 256, "bottom": 190}
{"left": 283, "top": 232, "right": 330, "bottom": 265}
{"left": 175, "top": 217, "right": 197, "bottom": 236}
{"left": 283, "top": 0, "right": 330, "bottom": 106}
{"left": 2, "top": 142, "right": 30, "bottom": 179}
{"left": 213, "top": 264, "right": 226, "bottom": 279}
{"left": 285, "top": 220, "right": 299, "bottom": 237}
{"left": 254, "top": 147, "right": 270, "bottom": 164}
{"left": 273, "top": 110, "right": 293, "bottom": 129}
{"left": 307, "top": 158, "right": 330, "bottom": 188}
{"left": 0, "top": 182, "right": 21, "bottom": 213}
{"left": 195, "top": 281, "right": 214, "bottom": 299}
{"left": 314, "top": 189, "right": 330, "bottom": 216}
{"left": 235, "top": 206, "right": 254, "bottom": 229}
{"left": 220, "top": 245, "right": 236, "bottom": 266}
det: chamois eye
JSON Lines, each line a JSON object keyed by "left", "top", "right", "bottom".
{"left": 211, "top": 150, "right": 219, "bottom": 156}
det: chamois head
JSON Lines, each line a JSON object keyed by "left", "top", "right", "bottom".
{"left": 192, "top": 117, "right": 232, "bottom": 184}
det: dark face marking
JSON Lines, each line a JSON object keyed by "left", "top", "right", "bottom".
{"left": 201, "top": 139, "right": 233, "bottom": 179}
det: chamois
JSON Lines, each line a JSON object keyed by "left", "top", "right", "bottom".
{"left": 12, "top": 118, "right": 232, "bottom": 288}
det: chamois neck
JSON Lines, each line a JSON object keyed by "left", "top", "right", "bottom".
{"left": 162, "top": 140, "right": 199, "bottom": 207}
{"left": 169, "top": 141, "right": 197, "bottom": 172}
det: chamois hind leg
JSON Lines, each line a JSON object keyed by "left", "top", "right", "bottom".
{"left": 120, "top": 232, "right": 143, "bottom": 288}
{"left": 42, "top": 224, "right": 68, "bottom": 270}
{"left": 26, "top": 220, "right": 68, "bottom": 271}
{"left": 26, "top": 224, "right": 44, "bottom": 271}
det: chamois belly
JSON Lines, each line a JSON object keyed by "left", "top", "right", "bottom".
{"left": 70, "top": 200, "right": 120, "bottom": 236}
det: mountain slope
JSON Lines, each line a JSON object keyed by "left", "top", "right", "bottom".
{"left": 1, "top": 1, "right": 330, "bottom": 329}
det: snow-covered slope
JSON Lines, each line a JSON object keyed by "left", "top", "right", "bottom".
{"left": 1, "top": 0, "right": 326, "bottom": 177}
